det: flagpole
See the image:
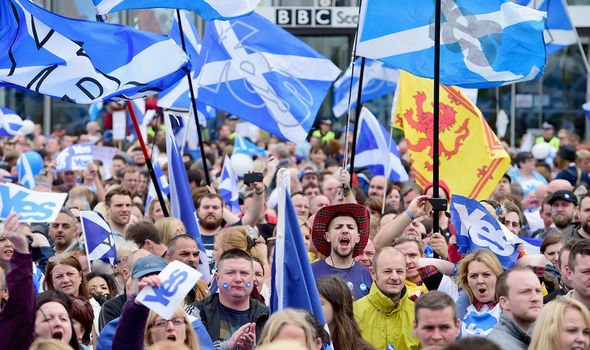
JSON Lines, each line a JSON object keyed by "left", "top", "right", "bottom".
{"left": 510, "top": 84, "right": 516, "bottom": 148}
{"left": 381, "top": 123, "right": 395, "bottom": 215}
{"left": 432, "top": 0, "right": 442, "bottom": 234}
{"left": 174, "top": 9, "right": 211, "bottom": 186}
{"left": 126, "top": 100, "right": 170, "bottom": 218}
{"left": 348, "top": 57, "right": 367, "bottom": 188}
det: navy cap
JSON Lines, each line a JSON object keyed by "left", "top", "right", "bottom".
{"left": 131, "top": 255, "right": 167, "bottom": 279}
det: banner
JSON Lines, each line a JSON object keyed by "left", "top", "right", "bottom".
{"left": 0, "top": 183, "right": 67, "bottom": 222}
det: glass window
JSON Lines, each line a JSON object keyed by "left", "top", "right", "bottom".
{"left": 51, "top": 0, "right": 120, "bottom": 22}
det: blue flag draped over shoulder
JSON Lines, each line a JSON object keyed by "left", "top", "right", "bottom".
{"left": 166, "top": 126, "right": 211, "bottom": 283}
{"left": 450, "top": 194, "right": 519, "bottom": 269}
{"left": 356, "top": 0, "right": 547, "bottom": 88}
{"left": 92, "top": 0, "right": 260, "bottom": 20}
{"left": 0, "top": 0, "right": 189, "bottom": 103}
{"left": 332, "top": 58, "right": 398, "bottom": 118}
{"left": 194, "top": 13, "right": 341, "bottom": 143}
{"left": 271, "top": 170, "right": 327, "bottom": 326}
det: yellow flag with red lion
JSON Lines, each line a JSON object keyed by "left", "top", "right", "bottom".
{"left": 393, "top": 71, "right": 509, "bottom": 200}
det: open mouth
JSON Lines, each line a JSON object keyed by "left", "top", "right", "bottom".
{"left": 478, "top": 288, "right": 487, "bottom": 295}
{"left": 339, "top": 238, "right": 350, "bottom": 249}
{"left": 52, "top": 331, "right": 63, "bottom": 340}
{"left": 167, "top": 335, "right": 177, "bottom": 341}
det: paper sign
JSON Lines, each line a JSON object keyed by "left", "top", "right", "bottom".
{"left": 92, "top": 146, "right": 117, "bottom": 170}
{"left": 55, "top": 144, "right": 94, "bottom": 172}
{"left": 136, "top": 260, "right": 201, "bottom": 320}
{"left": 0, "top": 183, "right": 67, "bottom": 222}
{"left": 112, "top": 110, "right": 127, "bottom": 141}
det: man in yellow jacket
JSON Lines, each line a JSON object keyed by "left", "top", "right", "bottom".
{"left": 354, "top": 246, "right": 420, "bottom": 350}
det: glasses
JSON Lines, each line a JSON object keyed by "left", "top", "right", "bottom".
{"left": 151, "top": 317, "right": 186, "bottom": 328}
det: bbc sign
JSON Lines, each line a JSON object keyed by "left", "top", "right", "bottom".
{"left": 257, "top": 7, "right": 358, "bottom": 28}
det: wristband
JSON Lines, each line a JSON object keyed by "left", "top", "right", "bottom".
{"left": 405, "top": 209, "right": 415, "bottom": 221}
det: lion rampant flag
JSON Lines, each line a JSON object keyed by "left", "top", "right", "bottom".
{"left": 393, "top": 71, "right": 510, "bottom": 200}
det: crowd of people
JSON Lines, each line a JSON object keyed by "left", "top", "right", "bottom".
{"left": 1, "top": 113, "right": 590, "bottom": 350}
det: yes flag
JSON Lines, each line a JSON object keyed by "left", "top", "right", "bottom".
{"left": 219, "top": 155, "right": 240, "bottom": 214}
{"left": 271, "top": 169, "right": 328, "bottom": 327}
{"left": 355, "top": 107, "right": 408, "bottom": 182}
{"left": 233, "top": 134, "right": 268, "bottom": 157}
{"left": 332, "top": 58, "right": 398, "bottom": 118}
{"left": 0, "top": 0, "right": 189, "bottom": 103}
{"left": 158, "top": 10, "right": 216, "bottom": 125}
{"left": 516, "top": 0, "right": 577, "bottom": 55}
{"left": 394, "top": 71, "right": 510, "bottom": 200}
{"left": 92, "top": 0, "right": 259, "bottom": 20}
{"left": 195, "top": 13, "right": 341, "bottom": 143}
{"left": 357, "top": 0, "right": 547, "bottom": 88}
{"left": 0, "top": 107, "right": 25, "bottom": 137}
{"left": 80, "top": 211, "right": 117, "bottom": 265}
{"left": 450, "top": 195, "right": 520, "bottom": 269}
{"left": 166, "top": 132, "right": 211, "bottom": 283}
{"left": 55, "top": 144, "right": 94, "bottom": 172}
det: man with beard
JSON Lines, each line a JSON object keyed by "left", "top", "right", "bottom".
{"left": 573, "top": 194, "right": 590, "bottom": 239}
{"left": 166, "top": 234, "right": 210, "bottom": 303}
{"left": 197, "top": 193, "right": 225, "bottom": 273}
{"left": 311, "top": 203, "right": 373, "bottom": 300}
{"left": 489, "top": 267, "right": 543, "bottom": 349}
{"left": 548, "top": 190, "right": 578, "bottom": 237}
{"left": 105, "top": 187, "right": 133, "bottom": 241}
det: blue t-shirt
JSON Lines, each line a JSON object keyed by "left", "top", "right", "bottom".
{"left": 218, "top": 303, "right": 251, "bottom": 341}
{"left": 311, "top": 259, "right": 372, "bottom": 300}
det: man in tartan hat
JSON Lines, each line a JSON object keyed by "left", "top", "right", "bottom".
{"left": 310, "top": 203, "right": 373, "bottom": 299}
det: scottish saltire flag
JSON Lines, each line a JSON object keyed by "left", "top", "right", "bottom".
{"left": 355, "top": 108, "right": 408, "bottom": 182}
{"left": 17, "top": 151, "right": 42, "bottom": 189}
{"left": 0, "top": 107, "right": 25, "bottom": 137}
{"left": 233, "top": 134, "right": 268, "bottom": 157}
{"left": 32, "top": 264, "right": 45, "bottom": 294}
{"left": 195, "top": 13, "right": 341, "bottom": 143}
{"left": 158, "top": 10, "right": 216, "bottom": 125}
{"left": 92, "top": 0, "right": 259, "bottom": 20}
{"left": 164, "top": 109, "right": 191, "bottom": 150}
{"left": 356, "top": 0, "right": 547, "bottom": 88}
{"left": 0, "top": 0, "right": 189, "bottom": 103}
{"left": 88, "top": 102, "right": 103, "bottom": 122}
{"left": 271, "top": 170, "right": 328, "bottom": 326}
{"left": 166, "top": 133, "right": 211, "bottom": 283}
{"left": 332, "top": 58, "right": 398, "bottom": 118}
{"left": 80, "top": 211, "right": 117, "bottom": 265}
{"left": 219, "top": 155, "right": 240, "bottom": 214}
{"left": 516, "top": 0, "right": 577, "bottom": 55}
{"left": 450, "top": 195, "right": 520, "bottom": 269}
{"left": 145, "top": 159, "right": 170, "bottom": 215}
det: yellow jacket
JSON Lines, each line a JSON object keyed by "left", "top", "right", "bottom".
{"left": 353, "top": 282, "right": 420, "bottom": 350}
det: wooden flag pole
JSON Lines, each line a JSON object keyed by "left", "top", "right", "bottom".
{"left": 174, "top": 9, "right": 211, "bottom": 186}
{"left": 126, "top": 101, "right": 170, "bottom": 218}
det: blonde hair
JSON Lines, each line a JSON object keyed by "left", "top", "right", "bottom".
{"left": 145, "top": 307, "right": 199, "bottom": 349}
{"left": 456, "top": 249, "right": 503, "bottom": 304}
{"left": 529, "top": 298, "right": 590, "bottom": 350}
{"left": 257, "top": 340, "right": 307, "bottom": 350}
{"left": 215, "top": 226, "right": 266, "bottom": 263}
{"left": 155, "top": 217, "right": 187, "bottom": 245}
{"left": 147, "top": 197, "right": 171, "bottom": 223}
{"left": 258, "top": 309, "right": 316, "bottom": 349}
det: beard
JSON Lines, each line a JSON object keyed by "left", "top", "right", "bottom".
{"left": 199, "top": 215, "right": 223, "bottom": 230}
{"left": 553, "top": 213, "right": 573, "bottom": 229}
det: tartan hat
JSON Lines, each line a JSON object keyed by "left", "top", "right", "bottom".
{"left": 311, "top": 203, "right": 370, "bottom": 258}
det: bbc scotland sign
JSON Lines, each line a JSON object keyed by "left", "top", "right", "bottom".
{"left": 256, "top": 7, "right": 359, "bottom": 28}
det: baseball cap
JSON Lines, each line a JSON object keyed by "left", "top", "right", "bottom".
{"left": 319, "top": 119, "right": 332, "bottom": 125}
{"left": 542, "top": 122, "right": 554, "bottom": 129}
{"left": 548, "top": 190, "right": 578, "bottom": 206}
{"left": 131, "top": 255, "right": 167, "bottom": 279}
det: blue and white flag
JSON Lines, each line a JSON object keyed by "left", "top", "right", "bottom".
{"left": 17, "top": 151, "right": 42, "bottom": 189}
{"left": 219, "top": 155, "right": 240, "bottom": 214}
{"left": 195, "top": 13, "right": 341, "bottom": 143}
{"left": 332, "top": 58, "right": 398, "bottom": 118}
{"left": 0, "top": 107, "right": 25, "bottom": 137}
{"left": 88, "top": 102, "right": 103, "bottom": 122}
{"left": 166, "top": 133, "right": 211, "bottom": 283}
{"left": 516, "top": 0, "right": 577, "bottom": 55}
{"left": 164, "top": 109, "right": 191, "bottom": 151}
{"left": 355, "top": 107, "right": 408, "bottom": 182}
{"left": 271, "top": 170, "right": 327, "bottom": 326}
{"left": 583, "top": 102, "right": 590, "bottom": 122}
{"left": 55, "top": 144, "right": 94, "bottom": 172}
{"left": 356, "top": 0, "right": 547, "bottom": 88}
{"left": 158, "top": 11, "right": 216, "bottom": 126}
{"left": 81, "top": 211, "right": 117, "bottom": 265}
{"left": 145, "top": 159, "right": 170, "bottom": 216}
{"left": 0, "top": 0, "right": 189, "bottom": 103}
{"left": 233, "top": 134, "right": 268, "bottom": 157}
{"left": 92, "top": 0, "right": 259, "bottom": 20}
{"left": 450, "top": 194, "right": 520, "bottom": 269}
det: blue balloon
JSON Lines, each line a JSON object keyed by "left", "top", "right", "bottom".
{"left": 23, "top": 151, "right": 43, "bottom": 176}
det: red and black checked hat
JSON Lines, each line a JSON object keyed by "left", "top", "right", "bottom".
{"left": 311, "top": 203, "right": 370, "bottom": 258}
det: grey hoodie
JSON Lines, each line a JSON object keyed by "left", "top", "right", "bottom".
{"left": 488, "top": 314, "right": 533, "bottom": 350}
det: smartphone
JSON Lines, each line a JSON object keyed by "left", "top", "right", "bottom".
{"left": 243, "top": 172, "right": 264, "bottom": 185}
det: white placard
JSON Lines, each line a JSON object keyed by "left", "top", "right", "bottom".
{"left": 136, "top": 260, "right": 201, "bottom": 320}
{"left": 112, "top": 110, "right": 127, "bottom": 141}
{"left": 0, "top": 183, "right": 67, "bottom": 222}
